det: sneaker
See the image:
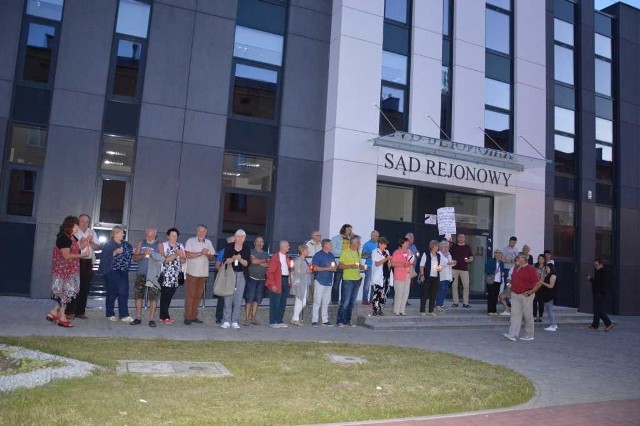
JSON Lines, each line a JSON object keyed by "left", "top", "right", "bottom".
{"left": 350, "top": 323, "right": 356, "bottom": 327}
{"left": 278, "top": 323, "right": 288, "bottom": 328}
{"left": 463, "top": 304, "right": 471, "bottom": 308}
{"left": 148, "top": 320, "right": 157, "bottom": 328}
{"left": 220, "top": 322, "right": 231, "bottom": 329}
{"left": 312, "top": 322, "right": 319, "bottom": 327}
{"left": 161, "top": 319, "right": 173, "bottom": 325}
{"left": 435, "top": 306, "right": 443, "bottom": 312}
{"left": 503, "top": 333, "right": 517, "bottom": 342}
{"left": 270, "top": 323, "right": 279, "bottom": 328}
{"left": 121, "top": 316, "right": 134, "bottom": 323}
{"left": 378, "top": 311, "right": 384, "bottom": 316}
{"left": 130, "top": 318, "right": 142, "bottom": 326}
{"left": 452, "top": 303, "right": 459, "bottom": 307}
{"left": 544, "top": 324, "right": 557, "bottom": 332}
{"left": 322, "top": 322, "right": 333, "bottom": 327}
{"left": 519, "top": 336, "right": 534, "bottom": 341}
{"left": 107, "top": 316, "right": 118, "bottom": 322}
{"left": 166, "top": 318, "right": 175, "bottom": 324}
{"left": 588, "top": 325, "right": 598, "bottom": 330}
{"left": 184, "top": 319, "right": 192, "bottom": 325}
{"left": 231, "top": 322, "right": 240, "bottom": 329}
{"left": 215, "top": 319, "right": 222, "bottom": 324}
{"left": 419, "top": 312, "right": 426, "bottom": 316}
{"left": 605, "top": 323, "right": 615, "bottom": 332}
{"left": 338, "top": 323, "right": 345, "bottom": 328}
{"left": 428, "top": 312, "right": 437, "bottom": 317}
{"left": 500, "top": 311, "right": 511, "bottom": 316}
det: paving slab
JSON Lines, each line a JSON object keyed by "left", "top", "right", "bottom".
{"left": 116, "top": 360, "right": 232, "bottom": 377}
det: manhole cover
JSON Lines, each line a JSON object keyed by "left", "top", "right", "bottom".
{"left": 325, "top": 353, "right": 368, "bottom": 364}
{"left": 117, "top": 360, "right": 232, "bottom": 377}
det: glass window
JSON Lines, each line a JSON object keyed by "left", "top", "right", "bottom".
{"left": 222, "top": 192, "right": 268, "bottom": 235}
{"left": 23, "top": 23, "right": 56, "bottom": 83}
{"left": 222, "top": 154, "right": 273, "bottom": 191}
{"left": 113, "top": 39, "right": 142, "bottom": 97}
{"left": 440, "top": 93, "right": 451, "bottom": 139}
{"left": 596, "top": 143, "right": 613, "bottom": 182}
{"left": 485, "top": 8, "right": 510, "bottom": 54}
{"left": 554, "top": 106, "right": 575, "bottom": 134}
{"left": 595, "top": 59, "right": 611, "bottom": 96}
{"left": 101, "top": 135, "right": 135, "bottom": 174}
{"left": 375, "top": 184, "right": 413, "bottom": 222}
{"left": 596, "top": 117, "right": 613, "bottom": 143}
{"left": 554, "top": 0, "right": 574, "bottom": 23}
{"left": 441, "top": 66, "right": 450, "bottom": 95}
{"left": 595, "top": 34, "right": 611, "bottom": 59}
{"left": 232, "top": 63, "right": 278, "bottom": 120}
{"left": 116, "top": 0, "right": 151, "bottom": 38}
{"left": 6, "top": 169, "right": 37, "bottom": 217}
{"left": 442, "top": 0, "right": 451, "bottom": 36}
{"left": 554, "top": 18, "right": 573, "bottom": 46}
{"left": 233, "top": 26, "right": 284, "bottom": 67}
{"left": 595, "top": 95, "right": 613, "bottom": 120}
{"left": 445, "top": 192, "right": 493, "bottom": 229}
{"left": 554, "top": 83, "right": 575, "bottom": 110}
{"left": 554, "top": 134, "right": 575, "bottom": 175}
{"left": 554, "top": 45, "right": 574, "bottom": 85}
{"left": 594, "top": 13, "right": 611, "bottom": 37}
{"left": 380, "top": 85, "right": 405, "bottom": 134}
{"left": 381, "top": 51, "right": 407, "bottom": 85}
{"left": 595, "top": 205, "right": 612, "bottom": 260}
{"left": 26, "top": 0, "right": 64, "bottom": 21}
{"left": 485, "top": 78, "right": 510, "bottom": 110}
{"left": 484, "top": 109, "right": 510, "bottom": 151}
{"left": 487, "top": 0, "right": 510, "bottom": 10}
{"left": 553, "top": 199, "right": 574, "bottom": 258}
{"left": 99, "top": 178, "right": 126, "bottom": 224}
{"left": 8, "top": 125, "right": 47, "bottom": 167}
{"left": 384, "top": 0, "right": 408, "bottom": 23}
{"left": 485, "top": 51, "right": 511, "bottom": 83}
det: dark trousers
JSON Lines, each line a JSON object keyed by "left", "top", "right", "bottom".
{"left": 66, "top": 259, "right": 93, "bottom": 315}
{"left": 487, "top": 282, "right": 500, "bottom": 313}
{"left": 269, "top": 276, "right": 290, "bottom": 324}
{"left": 592, "top": 295, "right": 612, "bottom": 328}
{"left": 420, "top": 277, "right": 438, "bottom": 313}
{"left": 106, "top": 270, "right": 129, "bottom": 318}
{"left": 331, "top": 269, "right": 343, "bottom": 303}
{"left": 159, "top": 286, "right": 177, "bottom": 320}
{"left": 533, "top": 294, "right": 544, "bottom": 317}
{"left": 215, "top": 296, "right": 225, "bottom": 322}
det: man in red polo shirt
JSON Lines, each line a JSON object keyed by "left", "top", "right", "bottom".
{"left": 503, "top": 253, "right": 542, "bottom": 342}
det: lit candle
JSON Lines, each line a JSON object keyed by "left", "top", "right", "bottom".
{"left": 355, "top": 263, "right": 360, "bottom": 270}
{"left": 234, "top": 259, "right": 238, "bottom": 266}
{"left": 290, "top": 259, "right": 294, "bottom": 268}
{"left": 416, "top": 252, "right": 420, "bottom": 257}
{"left": 309, "top": 264, "right": 314, "bottom": 272}
{"left": 330, "top": 261, "right": 336, "bottom": 268}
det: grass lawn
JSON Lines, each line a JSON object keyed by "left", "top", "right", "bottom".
{"left": 0, "top": 337, "right": 533, "bottom": 425}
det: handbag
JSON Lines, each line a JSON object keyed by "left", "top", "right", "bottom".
{"left": 213, "top": 263, "right": 236, "bottom": 297}
{"left": 158, "top": 272, "right": 165, "bottom": 286}
{"left": 178, "top": 271, "right": 185, "bottom": 286}
{"left": 486, "top": 274, "right": 495, "bottom": 285}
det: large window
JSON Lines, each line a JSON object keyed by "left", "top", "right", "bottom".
{"left": 440, "top": 0, "right": 454, "bottom": 139}
{"left": 375, "top": 184, "right": 413, "bottom": 222}
{"left": 595, "top": 205, "right": 612, "bottom": 260}
{"left": 484, "top": 1, "right": 512, "bottom": 151}
{"left": 222, "top": 153, "right": 273, "bottom": 191}
{"left": 7, "top": 124, "right": 47, "bottom": 166}
{"left": 594, "top": 16, "right": 614, "bottom": 187}
{"left": 97, "top": 178, "right": 128, "bottom": 225}
{"left": 553, "top": 199, "right": 575, "bottom": 258}
{"left": 231, "top": 25, "right": 284, "bottom": 121}
{"left": 101, "top": 135, "right": 135, "bottom": 174}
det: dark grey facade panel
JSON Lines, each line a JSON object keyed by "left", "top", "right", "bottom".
{"left": 278, "top": 125, "right": 324, "bottom": 162}
{"left": 288, "top": 2, "right": 332, "bottom": 42}
{"left": 138, "top": 102, "right": 185, "bottom": 141}
{"left": 0, "top": 0, "right": 24, "bottom": 82}
{"left": 618, "top": 265, "right": 640, "bottom": 315}
{"left": 174, "top": 143, "right": 224, "bottom": 236}
{"left": 129, "top": 136, "right": 183, "bottom": 232}
{"left": 183, "top": 109, "right": 226, "bottom": 148}
{"left": 0, "top": 80, "right": 12, "bottom": 119}
{"left": 0, "top": 118, "right": 7, "bottom": 171}
{"left": 11, "top": 86, "right": 52, "bottom": 125}
{"left": 290, "top": 0, "right": 332, "bottom": 16}
{"left": 195, "top": 0, "right": 238, "bottom": 19}
{"left": 186, "top": 11, "right": 235, "bottom": 115}
{"left": 225, "top": 119, "right": 278, "bottom": 156}
{"left": 155, "top": 0, "right": 197, "bottom": 10}
{"left": 103, "top": 100, "right": 140, "bottom": 136}
{"left": 49, "top": 89, "right": 105, "bottom": 131}
{"left": 616, "top": 39, "right": 639, "bottom": 106}
{"left": 142, "top": 3, "right": 195, "bottom": 108}
{"left": 271, "top": 156, "right": 322, "bottom": 246}
{"left": 30, "top": 222, "right": 60, "bottom": 298}
{"left": 54, "top": 0, "right": 116, "bottom": 95}
{"left": 0, "top": 221, "right": 34, "bottom": 295}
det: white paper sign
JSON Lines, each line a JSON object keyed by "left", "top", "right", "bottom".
{"left": 437, "top": 207, "right": 456, "bottom": 238}
{"left": 424, "top": 214, "right": 437, "bottom": 225}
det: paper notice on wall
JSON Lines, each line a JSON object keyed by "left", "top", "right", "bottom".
{"left": 437, "top": 207, "right": 456, "bottom": 239}
{"left": 424, "top": 214, "right": 437, "bottom": 225}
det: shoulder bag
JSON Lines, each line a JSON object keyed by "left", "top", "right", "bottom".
{"left": 213, "top": 263, "right": 236, "bottom": 297}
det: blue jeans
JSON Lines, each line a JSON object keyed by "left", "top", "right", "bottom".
{"left": 269, "top": 276, "right": 290, "bottom": 325}
{"left": 106, "top": 270, "right": 130, "bottom": 318}
{"left": 362, "top": 267, "right": 372, "bottom": 303}
{"left": 337, "top": 279, "right": 360, "bottom": 325}
{"left": 544, "top": 300, "right": 555, "bottom": 324}
{"left": 436, "top": 280, "right": 449, "bottom": 307}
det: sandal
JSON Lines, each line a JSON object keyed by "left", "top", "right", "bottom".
{"left": 57, "top": 319, "right": 74, "bottom": 328}
{"left": 244, "top": 321, "right": 251, "bottom": 326}
{"left": 46, "top": 313, "right": 59, "bottom": 323}
{"left": 250, "top": 320, "right": 261, "bottom": 325}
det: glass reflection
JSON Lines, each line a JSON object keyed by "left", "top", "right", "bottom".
{"left": 484, "top": 109, "right": 510, "bottom": 151}
{"left": 381, "top": 51, "right": 407, "bottom": 85}
{"left": 8, "top": 125, "right": 47, "bottom": 167}
{"left": 26, "top": 0, "right": 64, "bottom": 21}
{"left": 554, "top": 106, "right": 575, "bottom": 134}
{"left": 222, "top": 153, "right": 273, "bottom": 192}
{"left": 554, "top": 45, "right": 574, "bottom": 85}
{"left": 554, "top": 18, "right": 573, "bottom": 46}
{"left": 554, "top": 134, "right": 575, "bottom": 175}
{"left": 24, "top": 23, "right": 55, "bottom": 83}
{"left": 487, "top": 0, "right": 510, "bottom": 10}
{"left": 99, "top": 179, "right": 126, "bottom": 224}
{"left": 234, "top": 26, "right": 284, "bottom": 66}
{"left": 485, "top": 8, "right": 510, "bottom": 54}
{"left": 380, "top": 85, "right": 405, "bottom": 134}
{"left": 442, "top": 0, "right": 450, "bottom": 36}
{"left": 101, "top": 135, "right": 135, "bottom": 173}
{"left": 7, "top": 170, "right": 37, "bottom": 217}
{"left": 233, "top": 63, "right": 278, "bottom": 120}
{"left": 113, "top": 39, "right": 141, "bottom": 97}
{"left": 441, "top": 66, "right": 450, "bottom": 95}
{"left": 384, "top": 0, "right": 407, "bottom": 23}
{"left": 595, "top": 34, "right": 611, "bottom": 59}
{"left": 596, "top": 143, "right": 613, "bottom": 182}
{"left": 485, "top": 78, "right": 510, "bottom": 110}
{"left": 595, "top": 59, "right": 611, "bottom": 96}
{"left": 116, "top": 0, "right": 151, "bottom": 38}
{"left": 595, "top": 117, "right": 612, "bottom": 143}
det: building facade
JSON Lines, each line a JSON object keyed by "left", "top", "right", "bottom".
{"left": 0, "top": 0, "right": 637, "bottom": 315}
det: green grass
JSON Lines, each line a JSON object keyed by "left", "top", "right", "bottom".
{"left": 0, "top": 337, "right": 533, "bottom": 425}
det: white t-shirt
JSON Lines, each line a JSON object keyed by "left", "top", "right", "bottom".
{"left": 371, "top": 249, "right": 386, "bottom": 285}
{"left": 279, "top": 253, "right": 289, "bottom": 276}
{"left": 438, "top": 251, "right": 453, "bottom": 281}
{"left": 74, "top": 228, "right": 99, "bottom": 263}
{"left": 184, "top": 237, "right": 215, "bottom": 277}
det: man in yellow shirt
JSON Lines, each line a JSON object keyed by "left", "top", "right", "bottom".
{"left": 337, "top": 235, "right": 363, "bottom": 327}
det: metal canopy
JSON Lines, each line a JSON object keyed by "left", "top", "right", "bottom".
{"left": 370, "top": 132, "right": 551, "bottom": 172}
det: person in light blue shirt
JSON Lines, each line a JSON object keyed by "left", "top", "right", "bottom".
{"left": 361, "top": 230, "right": 379, "bottom": 304}
{"left": 311, "top": 239, "right": 337, "bottom": 326}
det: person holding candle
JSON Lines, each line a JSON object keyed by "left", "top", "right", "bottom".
{"left": 361, "top": 230, "right": 379, "bottom": 305}
{"left": 131, "top": 228, "right": 160, "bottom": 326}
{"left": 371, "top": 237, "right": 392, "bottom": 316}
{"left": 485, "top": 248, "right": 505, "bottom": 316}
{"left": 158, "top": 228, "right": 186, "bottom": 325}
{"left": 337, "top": 235, "right": 363, "bottom": 327}
{"left": 100, "top": 225, "right": 135, "bottom": 323}
{"left": 311, "top": 239, "right": 337, "bottom": 326}
{"left": 245, "top": 236, "right": 268, "bottom": 326}
{"left": 184, "top": 224, "right": 216, "bottom": 325}
{"left": 221, "top": 229, "right": 251, "bottom": 329}
{"left": 450, "top": 233, "right": 474, "bottom": 308}
{"left": 330, "top": 224, "right": 352, "bottom": 304}
{"left": 266, "top": 240, "right": 292, "bottom": 328}
{"left": 418, "top": 240, "right": 443, "bottom": 316}
{"left": 391, "top": 237, "right": 415, "bottom": 316}
{"left": 436, "top": 240, "right": 456, "bottom": 310}
{"left": 290, "top": 245, "right": 312, "bottom": 326}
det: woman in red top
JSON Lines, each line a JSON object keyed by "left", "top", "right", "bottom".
{"left": 47, "top": 216, "right": 87, "bottom": 328}
{"left": 391, "top": 238, "right": 415, "bottom": 316}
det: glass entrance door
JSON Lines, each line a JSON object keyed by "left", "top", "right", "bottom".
{"left": 462, "top": 234, "right": 489, "bottom": 296}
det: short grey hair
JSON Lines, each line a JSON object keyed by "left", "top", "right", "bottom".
{"left": 438, "top": 240, "right": 450, "bottom": 250}
{"left": 110, "top": 225, "right": 124, "bottom": 237}
{"left": 235, "top": 229, "right": 247, "bottom": 237}
{"left": 428, "top": 240, "right": 439, "bottom": 250}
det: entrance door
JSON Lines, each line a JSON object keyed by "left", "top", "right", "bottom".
{"left": 460, "top": 234, "right": 489, "bottom": 297}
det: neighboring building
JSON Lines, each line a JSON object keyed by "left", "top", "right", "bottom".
{"left": 0, "top": 0, "right": 637, "bottom": 315}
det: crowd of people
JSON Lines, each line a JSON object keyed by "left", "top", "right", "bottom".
{"left": 46, "top": 216, "right": 615, "bottom": 338}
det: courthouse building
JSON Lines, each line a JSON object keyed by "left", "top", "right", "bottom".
{"left": 0, "top": 0, "right": 638, "bottom": 315}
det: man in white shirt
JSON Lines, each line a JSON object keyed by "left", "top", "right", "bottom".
{"left": 66, "top": 214, "right": 100, "bottom": 319}
{"left": 305, "top": 231, "right": 322, "bottom": 305}
{"left": 184, "top": 224, "right": 215, "bottom": 325}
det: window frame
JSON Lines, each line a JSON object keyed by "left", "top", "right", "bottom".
{"left": 93, "top": 174, "right": 132, "bottom": 228}
{"left": 15, "top": 14, "right": 62, "bottom": 89}
{"left": 106, "top": 33, "right": 149, "bottom": 102}
{"left": 379, "top": 83, "right": 408, "bottom": 135}
{"left": 229, "top": 57, "right": 282, "bottom": 125}
{"left": 0, "top": 164, "right": 41, "bottom": 222}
